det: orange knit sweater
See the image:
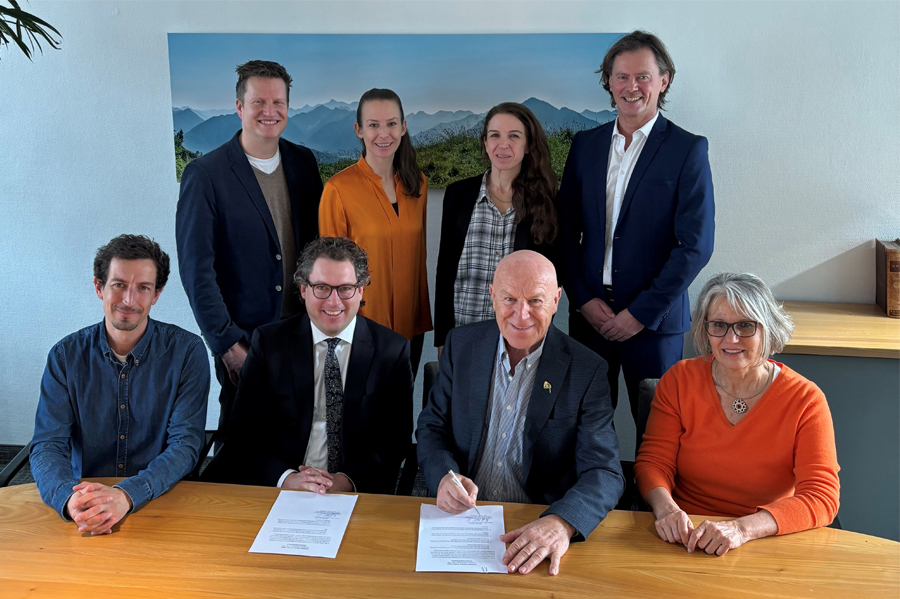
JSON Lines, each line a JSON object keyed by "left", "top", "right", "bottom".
{"left": 634, "top": 357, "right": 840, "bottom": 535}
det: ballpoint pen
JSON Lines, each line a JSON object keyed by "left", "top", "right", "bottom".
{"left": 448, "top": 469, "right": 481, "bottom": 516}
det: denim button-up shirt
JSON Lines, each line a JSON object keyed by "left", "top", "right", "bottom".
{"left": 30, "top": 318, "right": 210, "bottom": 519}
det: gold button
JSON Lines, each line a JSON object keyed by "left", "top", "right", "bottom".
{"left": 120, "top": 373, "right": 125, "bottom": 379}
{"left": 118, "top": 464, "right": 124, "bottom": 469}
{"left": 120, "top": 405, "right": 125, "bottom": 409}
{"left": 120, "top": 435, "right": 125, "bottom": 440}
{"left": 134, "top": 360, "right": 139, "bottom": 365}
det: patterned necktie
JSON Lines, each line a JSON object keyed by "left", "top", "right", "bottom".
{"left": 324, "top": 337, "right": 343, "bottom": 473}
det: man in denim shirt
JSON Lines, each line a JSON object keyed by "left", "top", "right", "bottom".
{"left": 31, "top": 234, "right": 209, "bottom": 535}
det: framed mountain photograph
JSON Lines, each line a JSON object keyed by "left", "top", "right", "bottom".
{"left": 168, "top": 33, "right": 622, "bottom": 186}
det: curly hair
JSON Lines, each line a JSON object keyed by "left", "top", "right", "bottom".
{"left": 93, "top": 234, "right": 170, "bottom": 290}
{"left": 293, "top": 236, "right": 371, "bottom": 291}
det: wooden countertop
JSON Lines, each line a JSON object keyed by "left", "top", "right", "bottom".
{"left": 1, "top": 481, "right": 898, "bottom": 598}
{"left": 781, "top": 301, "right": 900, "bottom": 359}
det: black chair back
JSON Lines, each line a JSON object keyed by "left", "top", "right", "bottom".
{"left": 635, "top": 378, "right": 659, "bottom": 453}
{"left": 396, "top": 360, "right": 439, "bottom": 495}
{"left": 0, "top": 442, "right": 32, "bottom": 488}
{"left": 422, "top": 361, "right": 439, "bottom": 410}
{"left": 616, "top": 378, "right": 659, "bottom": 512}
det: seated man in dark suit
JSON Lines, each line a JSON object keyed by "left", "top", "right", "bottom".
{"left": 416, "top": 250, "right": 624, "bottom": 576}
{"left": 31, "top": 234, "right": 209, "bottom": 535}
{"left": 203, "top": 237, "right": 413, "bottom": 494}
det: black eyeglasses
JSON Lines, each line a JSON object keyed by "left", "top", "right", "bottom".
{"left": 704, "top": 320, "right": 758, "bottom": 338}
{"left": 307, "top": 283, "right": 360, "bottom": 300}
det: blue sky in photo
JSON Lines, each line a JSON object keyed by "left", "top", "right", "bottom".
{"left": 168, "top": 33, "right": 624, "bottom": 114}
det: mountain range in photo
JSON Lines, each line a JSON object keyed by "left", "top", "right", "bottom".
{"left": 173, "top": 97, "right": 616, "bottom": 164}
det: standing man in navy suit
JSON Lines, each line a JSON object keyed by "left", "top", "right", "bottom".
{"left": 177, "top": 60, "right": 323, "bottom": 437}
{"left": 557, "top": 31, "right": 715, "bottom": 421}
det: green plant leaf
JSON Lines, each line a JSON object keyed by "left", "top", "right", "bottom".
{"left": 0, "top": 1, "right": 62, "bottom": 61}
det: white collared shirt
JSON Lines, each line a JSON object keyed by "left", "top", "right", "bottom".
{"left": 276, "top": 317, "right": 357, "bottom": 488}
{"left": 603, "top": 112, "right": 660, "bottom": 286}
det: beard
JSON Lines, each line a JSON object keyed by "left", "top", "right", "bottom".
{"left": 110, "top": 306, "right": 143, "bottom": 331}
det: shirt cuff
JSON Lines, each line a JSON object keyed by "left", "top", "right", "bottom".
{"left": 336, "top": 472, "right": 356, "bottom": 492}
{"left": 277, "top": 469, "right": 298, "bottom": 488}
{"left": 111, "top": 485, "right": 136, "bottom": 514}
{"left": 114, "top": 477, "right": 150, "bottom": 512}
{"left": 60, "top": 490, "right": 77, "bottom": 522}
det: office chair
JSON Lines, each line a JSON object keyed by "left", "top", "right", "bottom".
{"left": 0, "top": 442, "right": 32, "bottom": 488}
{"left": 396, "top": 361, "right": 438, "bottom": 495}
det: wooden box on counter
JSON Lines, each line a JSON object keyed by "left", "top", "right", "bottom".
{"left": 876, "top": 239, "right": 900, "bottom": 318}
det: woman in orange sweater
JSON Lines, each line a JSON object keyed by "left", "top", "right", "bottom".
{"left": 319, "top": 88, "right": 432, "bottom": 374}
{"left": 634, "top": 272, "right": 839, "bottom": 556}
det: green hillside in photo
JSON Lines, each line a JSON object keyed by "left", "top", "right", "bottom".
{"left": 176, "top": 125, "right": 578, "bottom": 188}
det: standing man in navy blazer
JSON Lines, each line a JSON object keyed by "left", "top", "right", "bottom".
{"left": 176, "top": 60, "right": 323, "bottom": 437}
{"left": 557, "top": 31, "right": 715, "bottom": 421}
{"left": 417, "top": 251, "right": 623, "bottom": 576}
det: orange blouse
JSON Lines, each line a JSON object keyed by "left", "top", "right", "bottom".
{"left": 319, "top": 157, "right": 433, "bottom": 340}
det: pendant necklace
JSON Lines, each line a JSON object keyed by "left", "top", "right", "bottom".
{"left": 713, "top": 361, "right": 773, "bottom": 415}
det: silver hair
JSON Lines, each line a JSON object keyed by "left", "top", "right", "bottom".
{"left": 691, "top": 272, "right": 794, "bottom": 365}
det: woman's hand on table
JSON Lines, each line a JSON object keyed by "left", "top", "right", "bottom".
{"left": 654, "top": 506, "right": 694, "bottom": 546}
{"left": 686, "top": 520, "right": 747, "bottom": 556}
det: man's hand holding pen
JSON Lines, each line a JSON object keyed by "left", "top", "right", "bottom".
{"left": 436, "top": 470, "right": 478, "bottom": 514}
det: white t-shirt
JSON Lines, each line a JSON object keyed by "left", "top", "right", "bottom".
{"left": 245, "top": 147, "right": 281, "bottom": 174}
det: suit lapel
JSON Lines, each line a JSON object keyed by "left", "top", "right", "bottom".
{"left": 291, "top": 315, "right": 316, "bottom": 451}
{"left": 619, "top": 115, "right": 668, "bottom": 220}
{"left": 281, "top": 140, "right": 306, "bottom": 255}
{"left": 467, "top": 327, "right": 500, "bottom": 471}
{"left": 227, "top": 131, "right": 281, "bottom": 251}
{"left": 522, "top": 325, "right": 569, "bottom": 477}
{"left": 457, "top": 177, "right": 480, "bottom": 238}
{"left": 343, "top": 318, "right": 374, "bottom": 458}
{"left": 592, "top": 125, "right": 614, "bottom": 231}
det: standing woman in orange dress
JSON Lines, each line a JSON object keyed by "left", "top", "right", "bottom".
{"left": 319, "top": 88, "right": 432, "bottom": 374}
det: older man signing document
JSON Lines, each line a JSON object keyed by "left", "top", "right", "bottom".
{"left": 416, "top": 250, "right": 624, "bottom": 576}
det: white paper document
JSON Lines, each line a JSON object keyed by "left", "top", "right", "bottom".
{"left": 249, "top": 490, "right": 358, "bottom": 558}
{"left": 415, "top": 504, "right": 508, "bottom": 573}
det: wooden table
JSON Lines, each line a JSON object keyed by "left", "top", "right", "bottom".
{"left": 781, "top": 301, "right": 900, "bottom": 359}
{"left": 1, "top": 481, "right": 897, "bottom": 598}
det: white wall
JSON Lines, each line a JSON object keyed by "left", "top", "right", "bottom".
{"left": 1, "top": 0, "right": 898, "bottom": 445}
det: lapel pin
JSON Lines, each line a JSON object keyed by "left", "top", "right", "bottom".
{"left": 543, "top": 381, "right": 552, "bottom": 394}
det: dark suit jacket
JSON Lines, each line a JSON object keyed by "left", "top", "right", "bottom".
{"left": 556, "top": 115, "right": 715, "bottom": 334}
{"left": 203, "top": 314, "right": 413, "bottom": 494}
{"left": 434, "top": 173, "right": 556, "bottom": 347}
{"left": 176, "top": 131, "right": 323, "bottom": 356}
{"left": 416, "top": 321, "right": 624, "bottom": 540}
